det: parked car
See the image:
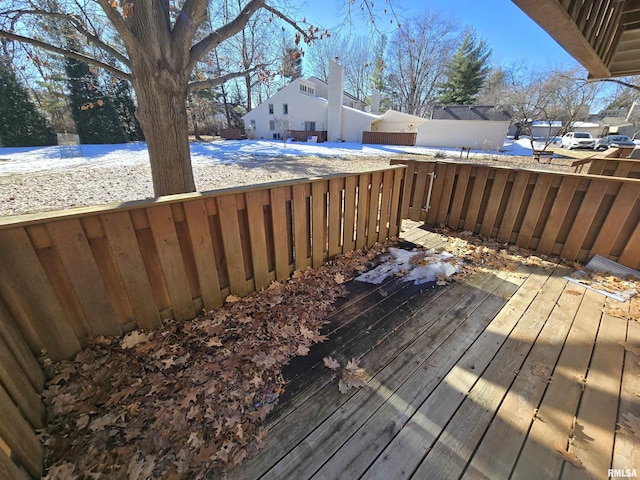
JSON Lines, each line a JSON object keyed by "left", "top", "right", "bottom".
{"left": 594, "top": 134, "right": 636, "bottom": 150}
{"left": 561, "top": 131, "right": 596, "bottom": 150}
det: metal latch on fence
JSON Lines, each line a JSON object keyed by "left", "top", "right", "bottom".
{"left": 423, "top": 172, "right": 436, "bottom": 212}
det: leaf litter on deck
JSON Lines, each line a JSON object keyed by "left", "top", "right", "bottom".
{"left": 39, "top": 243, "right": 388, "bottom": 479}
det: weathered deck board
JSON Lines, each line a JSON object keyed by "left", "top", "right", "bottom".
{"left": 464, "top": 282, "right": 586, "bottom": 479}
{"left": 563, "top": 301, "right": 627, "bottom": 479}
{"left": 612, "top": 304, "right": 640, "bottom": 472}
{"left": 230, "top": 270, "right": 508, "bottom": 480}
{"left": 511, "top": 288, "right": 606, "bottom": 479}
{"left": 259, "top": 268, "right": 516, "bottom": 480}
{"left": 228, "top": 226, "right": 635, "bottom": 480}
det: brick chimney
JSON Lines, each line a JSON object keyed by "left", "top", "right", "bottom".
{"left": 328, "top": 58, "right": 344, "bottom": 142}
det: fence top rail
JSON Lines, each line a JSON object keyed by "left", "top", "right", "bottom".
{"left": 572, "top": 156, "right": 640, "bottom": 166}
{"left": 0, "top": 165, "right": 407, "bottom": 229}
{"left": 391, "top": 158, "right": 640, "bottom": 184}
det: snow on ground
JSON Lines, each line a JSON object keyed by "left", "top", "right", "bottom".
{"left": 356, "top": 247, "right": 462, "bottom": 285}
{"left": 0, "top": 138, "right": 535, "bottom": 177}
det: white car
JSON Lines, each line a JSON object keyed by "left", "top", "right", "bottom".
{"left": 561, "top": 131, "right": 596, "bottom": 150}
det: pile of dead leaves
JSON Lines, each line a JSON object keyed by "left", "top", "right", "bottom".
{"left": 432, "top": 226, "right": 639, "bottom": 321}
{"left": 431, "top": 227, "right": 559, "bottom": 275}
{"left": 39, "top": 244, "right": 387, "bottom": 479}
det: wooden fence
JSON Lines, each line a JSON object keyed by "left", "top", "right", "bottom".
{"left": 0, "top": 298, "right": 44, "bottom": 480}
{"left": 0, "top": 166, "right": 405, "bottom": 478}
{"left": 286, "top": 130, "right": 328, "bottom": 143}
{"left": 362, "top": 131, "right": 417, "bottom": 146}
{"left": 392, "top": 160, "right": 640, "bottom": 270}
{"left": 571, "top": 146, "right": 636, "bottom": 175}
{"left": 219, "top": 128, "right": 246, "bottom": 140}
{"left": 573, "top": 157, "right": 640, "bottom": 178}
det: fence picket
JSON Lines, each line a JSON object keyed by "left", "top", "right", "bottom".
{"left": 394, "top": 160, "right": 639, "bottom": 268}
{"left": 47, "top": 219, "right": 122, "bottom": 336}
{"left": 0, "top": 384, "right": 43, "bottom": 479}
{"left": 183, "top": 200, "right": 224, "bottom": 309}
{"left": 147, "top": 205, "right": 196, "bottom": 320}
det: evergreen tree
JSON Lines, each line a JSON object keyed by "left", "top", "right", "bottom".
{"left": 371, "top": 34, "right": 387, "bottom": 93}
{"left": 0, "top": 60, "right": 56, "bottom": 146}
{"left": 281, "top": 46, "right": 303, "bottom": 81}
{"left": 370, "top": 34, "right": 392, "bottom": 112}
{"left": 437, "top": 30, "right": 491, "bottom": 105}
{"left": 111, "top": 77, "right": 144, "bottom": 141}
{"left": 65, "top": 58, "right": 127, "bottom": 144}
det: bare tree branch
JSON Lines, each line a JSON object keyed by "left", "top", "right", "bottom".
{"left": 592, "top": 77, "right": 640, "bottom": 92}
{"left": 94, "top": 0, "right": 137, "bottom": 49}
{"left": 4, "top": 6, "right": 132, "bottom": 66}
{"left": 189, "top": 0, "right": 266, "bottom": 70}
{"left": 188, "top": 64, "right": 263, "bottom": 92}
{"left": 262, "top": 3, "right": 314, "bottom": 39}
{"left": 0, "top": 29, "right": 131, "bottom": 80}
{"left": 172, "top": 0, "right": 208, "bottom": 54}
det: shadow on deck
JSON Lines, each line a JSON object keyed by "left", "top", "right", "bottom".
{"left": 228, "top": 226, "right": 639, "bottom": 480}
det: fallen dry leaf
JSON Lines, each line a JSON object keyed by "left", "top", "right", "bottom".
{"left": 621, "top": 412, "right": 640, "bottom": 437}
{"left": 619, "top": 342, "right": 640, "bottom": 356}
{"left": 554, "top": 445, "right": 584, "bottom": 468}
{"left": 323, "top": 356, "right": 341, "bottom": 371}
{"left": 120, "top": 330, "right": 152, "bottom": 349}
{"left": 572, "top": 374, "right": 587, "bottom": 392}
{"left": 127, "top": 453, "right": 156, "bottom": 480}
{"left": 334, "top": 273, "right": 346, "bottom": 284}
{"left": 339, "top": 358, "right": 367, "bottom": 393}
{"left": 38, "top": 242, "right": 390, "bottom": 478}
{"left": 225, "top": 294, "right": 241, "bottom": 303}
{"left": 531, "top": 364, "right": 548, "bottom": 378}
{"left": 564, "top": 290, "right": 582, "bottom": 296}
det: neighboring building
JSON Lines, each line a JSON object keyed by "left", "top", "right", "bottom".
{"left": 242, "top": 59, "right": 375, "bottom": 143}
{"left": 242, "top": 63, "right": 511, "bottom": 150}
{"left": 417, "top": 105, "right": 512, "bottom": 150}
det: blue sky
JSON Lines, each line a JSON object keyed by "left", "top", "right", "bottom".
{"left": 297, "top": 0, "right": 579, "bottom": 69}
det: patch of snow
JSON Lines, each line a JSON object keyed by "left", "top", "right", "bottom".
{"left": 0, "top": 137, "right": 536, "bottom": 177}
{"left": 355, "top": 247, "right": 462, "bottom": 285}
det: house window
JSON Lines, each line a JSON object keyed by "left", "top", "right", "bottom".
{"left": 268, "top": 104, "right": 274, "bottom": 114}
{"left": 250, "top": 120, "right": 256, "bottom": 130}
{"left": 283, "top": 104, "right": 288, "bottom": 114}
{"left": 269, "top": 120, "right": 275, "bottom": 131}
{"left": 304, "top": 121, "right": 316, "bottom": 131}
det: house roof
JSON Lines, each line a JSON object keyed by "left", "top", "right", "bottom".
{"left": 307, "top": 76, "right": 363, "bottom": 103}
{"left": 512, "top": 0, "right": 640, "bottom": 78}
{"left": 374, "top": 109, "right": 428, "bottom": 125}
{"left": 430, "top": 105, "right": 511, "bottom": 122}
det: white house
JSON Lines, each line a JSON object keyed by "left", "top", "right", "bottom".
{"left": 243, "top": 62, "right": 510, "bottom": 150}
{"left": 242, "top": 59, "right": 376, "bottom": 142}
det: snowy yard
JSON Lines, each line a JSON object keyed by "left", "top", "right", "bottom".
{"left": 0, "top": 138, "right": 536, "bottom": 177}
{"left": 0, "top": 138, "right": 569, "bottom": 217}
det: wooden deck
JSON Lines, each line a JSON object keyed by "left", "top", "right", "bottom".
{"left": 228, "top": 226, "right": 640, "bottom": 480}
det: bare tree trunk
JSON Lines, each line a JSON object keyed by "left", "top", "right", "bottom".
{"left": 133, "top": 70, "right": 196, "bottom": 196}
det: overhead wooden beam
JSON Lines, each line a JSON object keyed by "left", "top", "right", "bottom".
{"left": 512, "top": 0, "right": 612, "bottom": 78}
{"left": 622, "top": 0, "right": 640, "bottom": 14}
